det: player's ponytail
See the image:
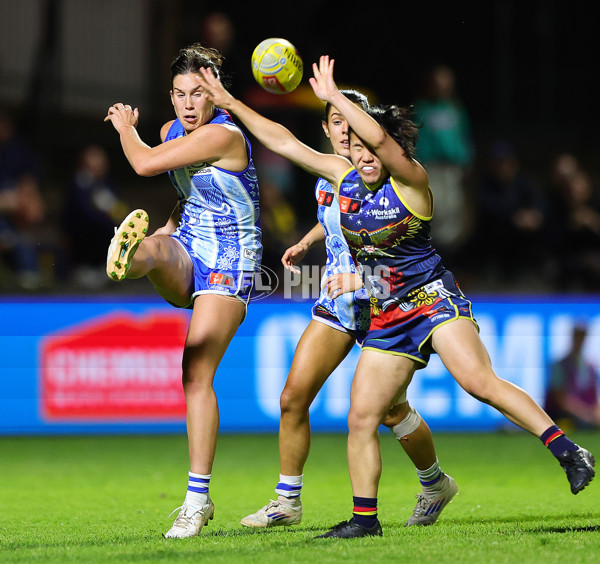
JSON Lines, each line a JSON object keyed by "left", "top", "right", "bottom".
{"left": 368, "top": 105, "right": 420, "bottom": 161}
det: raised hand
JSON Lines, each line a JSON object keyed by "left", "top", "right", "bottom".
{"left": 308, "top": 55, "right": 339, "bottom": 102}
{"left": 198, "top": 67, "right": 235, "bottom": 109}
{"left": 104, "top": 103, "right": 139, "bottom": 131}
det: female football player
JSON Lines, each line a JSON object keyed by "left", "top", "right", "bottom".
{"left": 104, "top": 43, "right": 262, "bottom": 539}
{"left": 240, "top": 91, "right": 457, "bottom": 530}
{"left": 197, "top": 56, "right": 595, "bottom": 538}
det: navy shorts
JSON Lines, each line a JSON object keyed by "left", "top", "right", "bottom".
{"left": 361, "top": 274, "right": 477, "bottom": 367}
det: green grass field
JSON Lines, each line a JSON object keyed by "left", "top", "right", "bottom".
{"left": 1, "top": 431, "right": 599, "bottom": 563}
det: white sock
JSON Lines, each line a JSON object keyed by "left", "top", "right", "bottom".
{"left": 184, "top": 471, "right": 211, "bottom": 507}
{"left": 417, "top": 459, "right": 443, "bottom": 491}
{"left": 275, "top": 473, "right": 303, "bottom": 504}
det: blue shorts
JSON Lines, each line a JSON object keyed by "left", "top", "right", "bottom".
{"left": 172, "top": 237, "right": 255, "bottom": 310}
{"left": 362, "top": 273, "right": 477, "bottom": 367}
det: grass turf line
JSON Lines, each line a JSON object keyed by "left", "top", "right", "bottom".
{"left": 0, "top": 431, "right": 598, "bottom": 563}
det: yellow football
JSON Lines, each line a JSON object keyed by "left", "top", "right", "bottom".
{"left": 251, "top": 38, "right": 303, "bottom": 94}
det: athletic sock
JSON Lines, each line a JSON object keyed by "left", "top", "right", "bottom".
{"left": 540, "top": 425, "right": 578, "bottom": 457}
{"left": 275, "top": 474, "right": 303, "bottom": 503}
{"left": 184, "top": 471, "right": 211, "bottom": 508}
{"left": 417, "top": 458, "right": 443, "bottom": 491}
{"left": 352, "top": 496, "right": 378, "bottom": 528}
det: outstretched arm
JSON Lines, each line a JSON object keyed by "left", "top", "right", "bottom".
{"left": 309, "top": 56, "right": 428, "bottom": 192}
{"left": 197, "top": 67, "right": 349, "bottom": 189}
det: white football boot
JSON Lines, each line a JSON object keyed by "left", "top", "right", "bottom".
{"left": 106, "top": 209, "right": 149, "bottom": 281}
{"left": 240, "top": 497, "right": 302, "bottom": 528}
{"left": 163, "top": 501, "right": 215, "bottom": 538}
{"left": 405, "top": 473, "right": 458, "bottom": 526}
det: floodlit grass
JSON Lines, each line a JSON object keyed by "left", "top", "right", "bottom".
{"left": 1, "top": 431, "right": 599, "bottom": 563}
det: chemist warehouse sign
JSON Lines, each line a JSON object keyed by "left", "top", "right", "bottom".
{"left": 40, "top": 312, "right": 188, "bottom": 420}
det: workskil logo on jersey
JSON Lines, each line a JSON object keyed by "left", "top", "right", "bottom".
{"left": 366, "top": 206, "right": 401, "bottom": 220}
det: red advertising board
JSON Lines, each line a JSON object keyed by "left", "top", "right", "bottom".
{"left": 40, "top": 312, "right": 188, "bottom": 421}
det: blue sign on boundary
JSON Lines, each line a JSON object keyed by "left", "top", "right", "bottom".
{"left": 0, "top": 295, "right": 598, "bottom": 435}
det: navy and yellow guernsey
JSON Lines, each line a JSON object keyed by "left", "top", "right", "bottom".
{"left": 338, "top": 167, "right": 475, "bottom": 363}
{"left": 338, "top": 167, "right": 444, "bottom": 305}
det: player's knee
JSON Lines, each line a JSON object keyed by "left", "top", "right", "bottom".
{"left": 382, "top": 400, "right": 409, "bottom": 427}
{"left": 181, "top": 369, "right": 215, "bottom": 391}
{"left": 388, "top": 405, "right": 422, "bottom": 440}
{"left": 280, "top": 382, "right": 312, "bottom": 417}
{"left": 348, "top": 404, "right": 381, "bottom": 434}
{"left": 181, "top": 343, "right": 218, "bottom": 387}
{"left": 460, "top": 371, "right": 501, "bottom": 404}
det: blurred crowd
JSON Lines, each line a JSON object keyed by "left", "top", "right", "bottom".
{"left": 410, "top": 63, "right": 600, "bottom": 295}
{"left": 544, "top": 322, "right": 600, "bottom": 431}
{"left": 2, "top": 101, "right": 599, "bottom": 297}
{"left": 1, "top": 11, "right": 599, "bottom": 296}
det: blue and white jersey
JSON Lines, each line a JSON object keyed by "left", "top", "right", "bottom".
{"left": 166, "top": 109, "right": 262, "bottom": 272}
{"left": 314, "top": 176, "right": 370, "bottom": 333}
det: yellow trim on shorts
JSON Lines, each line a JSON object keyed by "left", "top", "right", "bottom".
{"left": 390, "top": 178, "right": 433, "bottom": 221}
{"left": 417, "top": 297, "right": 478, "bottom": 352}
{"left": 360, "top": 346, "right": 427, "bottom": 366}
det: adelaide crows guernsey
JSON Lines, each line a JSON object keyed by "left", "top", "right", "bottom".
{"left": 166, "top": 109, "right": 262, "bottom": 272}
{"left": 338, "top": 168, "right": 445, "bottom": 313}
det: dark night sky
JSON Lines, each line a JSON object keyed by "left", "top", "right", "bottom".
{"left": 186, "top": 1, "right": 599, "bottom": 163}
{"left": 23, "top": 1, "right": 598, "bottom": 180}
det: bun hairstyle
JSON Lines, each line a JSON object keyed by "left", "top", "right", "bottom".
{"left": 170, "top": 43, "right": 229, "bottom": 87}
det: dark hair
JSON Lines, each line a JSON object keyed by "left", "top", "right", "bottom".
{"left": 322, "top": 89, "right": 370, "bottom": 122}
{"left": 360, "top": 104, "right": 420, "bottom": 161}
{"left": 170, "top": 43, "right": 229, "bottom": 87}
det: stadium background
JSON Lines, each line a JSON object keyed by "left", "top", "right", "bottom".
{"left": 1, "top": 0, "right": 599, "bottom": 436}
